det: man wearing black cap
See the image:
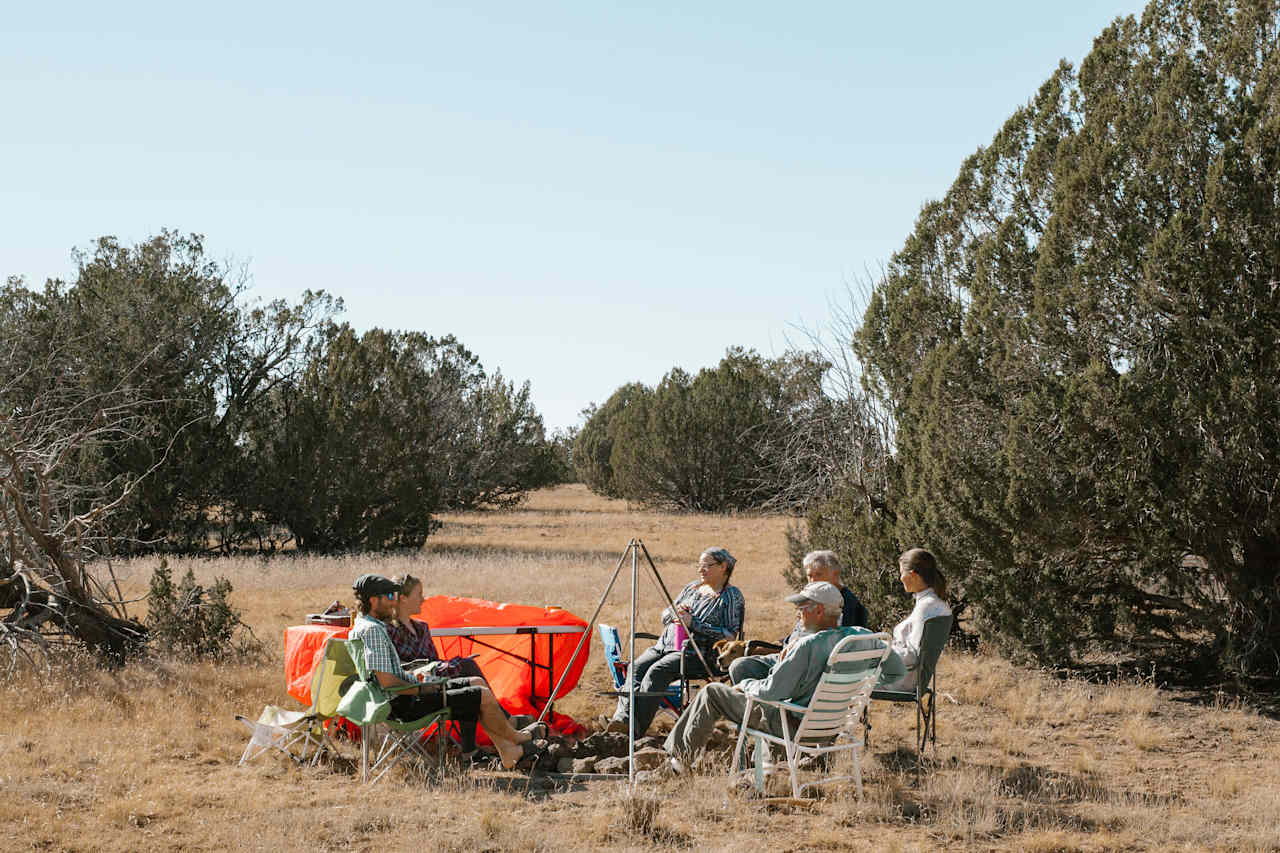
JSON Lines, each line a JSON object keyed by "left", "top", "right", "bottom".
{"left": 663, "top": 582, "right": 885, "bottom": 772}
{"left": 349, "top": 573, "right": 542, "bottom": 769}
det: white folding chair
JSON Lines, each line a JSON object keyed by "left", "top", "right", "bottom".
{"left": 235, "top": 705, "right": 326, "bottom": 765}
{"left": 731, "top": 631, "right": 890, "bottom": 798}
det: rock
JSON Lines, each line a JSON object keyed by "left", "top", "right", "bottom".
{"left": 579, "top": 732, "right": 630, "bottom": 758}
{"left": 571, "top": 757, "right": 597, "bottom": 774}
{"left": 556, "top": 757, "right": 576, "bottom": 773}
{"left": 535, "top": 748, "right": 559, "bottom": 772}
{"left": 632, "top": 748, "right": 667, "bottom": 771}
{"left": 634, "top": 769, "right": 665, "bottom": 784}
{"left": 595, "top": 756, "right": 629, "bottom": 774}
{"left": 636, "top": 736, "right": 666, "bottom": 751}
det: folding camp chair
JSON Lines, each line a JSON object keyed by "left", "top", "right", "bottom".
{"left": 235, "top": 636, "right": 358, "bottom": 766}
{"left": 235, "top": 705, "right": 325, "bottom": 766}
{"left": 866, "top": 614, "right": 954, "bottom": 755}
{"left": 731, "top": 630, "right": 891, "bottom": 799}
{"left": 598, "top": 623, "right": 683, "bottom": 716}
{"left": 339, "top": 637, "right": 453, "bottom": 785}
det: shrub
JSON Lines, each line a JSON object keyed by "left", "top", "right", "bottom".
{"left": 146, "top": 560, "right": 260, "bottom": 660}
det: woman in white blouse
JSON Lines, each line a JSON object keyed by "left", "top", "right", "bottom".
{"left": 878, "top": 548, "right": 952, "bottom": 690}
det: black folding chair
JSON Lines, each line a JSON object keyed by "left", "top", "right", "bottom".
{"left": 864, "top": 614, "right": 953, "bottom": 754}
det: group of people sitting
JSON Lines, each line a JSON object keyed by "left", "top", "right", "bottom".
{"left": 343, "top": 544, "right": 950, "bottom": 775}
{"left": 602, "top": 546, "right": 950, "bottom": 772}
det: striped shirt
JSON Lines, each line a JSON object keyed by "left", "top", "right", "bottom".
{"left": 658, "top": 581, "right": 745, "bottom": 651}
{"left": 349, "top": 614, "right": 410, "bottom": 681}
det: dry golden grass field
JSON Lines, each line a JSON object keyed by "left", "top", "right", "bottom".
{"left": 3, "top": 485, "right": 1279, "bottom": 852}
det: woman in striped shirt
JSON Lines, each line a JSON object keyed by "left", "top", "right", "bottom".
{"left": 607, "top": 547, "right": 746, "bottom": 738}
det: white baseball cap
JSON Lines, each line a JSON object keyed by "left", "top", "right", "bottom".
{"left": 784, "top": 581, "right": 843, "bottom": 610}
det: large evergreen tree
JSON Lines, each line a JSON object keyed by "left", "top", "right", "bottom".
{"left": 845, "top": 0, "right": 1279, "bottom": 676}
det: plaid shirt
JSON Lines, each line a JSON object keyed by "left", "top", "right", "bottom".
{"left": 659, "top": 581, "right": 745, "bottom": 651}
{"left": 387, "top": 618, "right": 439, "bottom": 663}
{"left": 350, "top": 614, "right": 410, "bottom": 681}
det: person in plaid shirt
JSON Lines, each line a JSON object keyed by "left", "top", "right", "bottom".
{"left": 349, "top": 574, "right": 544, "bottom": 769}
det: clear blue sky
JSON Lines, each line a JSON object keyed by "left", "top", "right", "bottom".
{"left": 2, "top": 1, "right": 1147, "bottom": 431}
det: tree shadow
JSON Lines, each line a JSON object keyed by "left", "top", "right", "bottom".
{"left": 1053, "top": 656, "right": 1280, "bottom": 719}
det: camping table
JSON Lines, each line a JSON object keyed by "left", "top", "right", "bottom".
{"left": 283, "top": 623, "right": 587, "bottom": 713}
{"left": 430, "top": 625, "right": 587, "bottom": 711}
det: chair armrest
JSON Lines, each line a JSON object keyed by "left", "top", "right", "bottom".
{"left": 743, "top": 695, "right": 808, "bottom": 715}
{"left": 634, "top": 632, "right": 660, "bottom": 641}
{"left": 385, "top": 680, "right": 443, "bottom": 696}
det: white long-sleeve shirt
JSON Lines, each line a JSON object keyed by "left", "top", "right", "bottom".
{"left": 888, "top": 588, "right": 951, "bottom": 689}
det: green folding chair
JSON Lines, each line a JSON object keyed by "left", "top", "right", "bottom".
{"left": 338, "top": 637, "right": 453, "bottom": 785}
{"left": 866, "top": 614, "right": 954, "bottom": 755}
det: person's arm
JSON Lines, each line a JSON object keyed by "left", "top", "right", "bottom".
{"left": 360, "top": 623, "right": 437, "bottom": 691}
{"left": 661, "top": 583, "right": 696, "bottom": 625}
{"left": 374, "top": 670, "right": 443, "bottom": 697}
{"left": 739, "top": 639, "right": 813, "bottom": 702}
{"left": 896, "top": 604, "right": 927, "bottom": 670}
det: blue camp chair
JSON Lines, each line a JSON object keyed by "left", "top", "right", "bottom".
{"left": 598, "top": 624, "right": 683, "bottom": 716}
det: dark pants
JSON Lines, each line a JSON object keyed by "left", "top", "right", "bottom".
{"left": 406, "top": 657, "right": 499, "bottom": 751}
{"left": 612, "top": 645, "right": 713, "bottom": 736}
{"left": 390, "top": 677, "right": 484, "bottom": 751}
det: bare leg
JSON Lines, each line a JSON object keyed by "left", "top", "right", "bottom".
{"left": 473, "top": 688, "right": 534, "bottom": 768}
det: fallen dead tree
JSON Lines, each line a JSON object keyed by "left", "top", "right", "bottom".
{"left": 0, "top": 346, "right": 166, "bottom": 670}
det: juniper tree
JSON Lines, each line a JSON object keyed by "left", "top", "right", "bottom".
{"left": 845, "top": 0, "right": 1280, "bottom": 676}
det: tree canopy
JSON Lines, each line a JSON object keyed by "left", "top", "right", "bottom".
{"left": 575, "top": 348, "right": 828, "bottom": 511}
{"left": 2, "top": 231, "right": 560, "bottom": 555}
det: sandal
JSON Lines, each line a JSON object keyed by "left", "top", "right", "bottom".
{"left": 509, "top": 738, "right": 548, "bottom": 772}
{"left": 519, "top": 721, "right": 549, "bottom": 740}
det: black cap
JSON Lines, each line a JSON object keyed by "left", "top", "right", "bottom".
{"left": 352, "top": 574, "right": 400, "bottom": 600}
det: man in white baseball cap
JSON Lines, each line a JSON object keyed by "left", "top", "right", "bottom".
{"left": 663, "top": 581, "right": 882, "bottom": 772}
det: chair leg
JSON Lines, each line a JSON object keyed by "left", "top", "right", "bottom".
{"left": 778, "top": 713, "right": 802, "bottom": 799}
{"left": 753, "top": 734, "right": 766, "bottom": 793}
{"left": 360, "top": 726, "right": 370, "bottom": 783}
{"left": 919, "top": 689, "right": 936, "bottom": 755}
{"left": 731, "top": 712, "right": 750, "bottom": 776}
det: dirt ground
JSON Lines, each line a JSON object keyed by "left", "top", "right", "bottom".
{"left": 2, "top": 485, "right": 1277, "bottom": 852}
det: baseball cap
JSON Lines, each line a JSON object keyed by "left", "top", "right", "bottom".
{"left": 785, "top": 581, "right": 843, "bottom": 610}
{"left": 352, "top": 574, "right": 400, "bottom": 599}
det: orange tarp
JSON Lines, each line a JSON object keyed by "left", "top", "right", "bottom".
{"left": 282, "top": 596, "right": 590, "bottom": 738}
{"left": 417, "top": 595, "right": 589, "bottom": 738}
{"left": 285, "top": 623, "right": 347, "bottom": 707}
